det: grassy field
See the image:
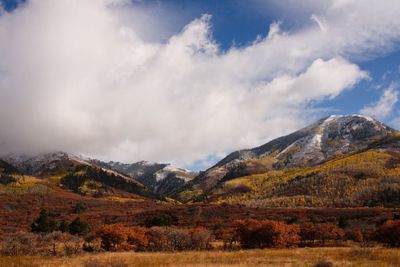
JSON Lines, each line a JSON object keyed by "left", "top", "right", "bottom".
{"left": 1, "top": 248, "right": 400, "bottom": 267}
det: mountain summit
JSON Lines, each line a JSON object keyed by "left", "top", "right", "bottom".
{"left": 177, "top": 115, "right": 398, "bottom": 200}
{"left": 220, "top": 115, "right": 395, "bottom": 167}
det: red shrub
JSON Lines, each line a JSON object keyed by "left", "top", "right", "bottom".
{"left": 97, "top": 224, "right": 130, "bottom": 251}
{"left": 127, "top": 226, "right": 148, "bottom": 251}
{"left": 300, "top": 223, "right": 344, "bottom": 246}
{"left": 375, "top": 220, "right": 400, "bottom": 246}
{"left": 346, "top": 229, "right": 363, "bottom": 242}
{"left": 97, "top": 224, "right": 149, "bottom": 251}
{"left": 234, "top": 219, "right": 300, "bottom": 248}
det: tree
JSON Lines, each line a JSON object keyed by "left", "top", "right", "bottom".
{"left": 68, "top": 218, "right": 90, "bottom": 235}
{"left": 59, "top": 220, "right": 70, "bottom": 233}
{"left": 72, "top": 202, "right": 87, "bottom": 214}
{"left": 0, "top": 174, "right": 18, "bottom": 185}
{"left": 145, "top": 216, "right": 171, "bottom": 228}
{"left": 338, "top": 217, "right": 349, "bottom": 229}
{"left": 60, "top": 173, "right": 86, "bottom": 193}
{"left": 31, "top": 209, "right": 57, "bottom": 233}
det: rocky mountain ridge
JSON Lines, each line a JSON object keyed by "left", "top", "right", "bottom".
{"left": 177, "top": 115, "right": 398, "bottom": 200}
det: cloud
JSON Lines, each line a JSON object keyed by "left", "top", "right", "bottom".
{"left": 0, "top": 0, "right": 399, "bottom": 167}
{"left": 360, "top": 86, "right": 399, "bottom": 119}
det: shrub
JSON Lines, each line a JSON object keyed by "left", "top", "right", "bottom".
{"left": 338, "top": 217, "right": 349, "bottom": 228}
{"left": 146, "top": 227, "right": 169, "bottom": 251}
{"left": 69, "top": 217, "right": 90, "bottom": 235}
{"left": 190, "top": 227, "right": 213, "bottom": 250}
{"left": 84, "top": 258, "right": 128, "bottom": 267}
{"left": 127, "top": 226, "right": 148, "bottom": 251}
{"left": 0, "top": 232, "right": 37, "bottom": 256}
{"left": 166, "top": 228, "right": 192, "bottom": 251}
{"left": 145, "top": 216, "right": 171, "bottom": 228}
{"left": 73, "top": 202, "right": 87, "bottom": 214}
{"left": 146, "top": 227, "right": 213, "bottom": 251}
{"left": 346, "top": 229, "right": 364, "bottom": 242}
{"left": 300, "top": 223, "right": 345, "bottom": 246}
{"left": 31, "top": 208, "right": 57, "bottom": 233}
{"left": 314, "top": 261, "right": 333, "bottom": 267}
{"left": 61, "top": 233, "right": 85, "bottom": 255}
{"left": 37, "top": 231, "right": 65, "bottom": 256}
{"left": 59, "top": 220, "right": 70, "bottom": 233}
{"left": 375, "top": 220, "right": 400, "bottom": 246}
{"left": 97, "top": 224, "right": 130, "bottom": 251}
{"left": 0, "top": 231, "right": 84, "bottom": 256}
{"left": 234, "top": 219, "right": 300, "bottom": 248}
{"left": 83, "top": 234, "right": 103, "bottom": 252}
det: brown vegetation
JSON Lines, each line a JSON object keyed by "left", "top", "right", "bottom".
{"left": 1, "top": 248, "right": 400, "bottom": 267}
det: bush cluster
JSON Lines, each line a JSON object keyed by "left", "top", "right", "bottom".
{"left": 3, "top": 213, "right": 400, "bottom": 257}
{"left": 31, "top": 209, "right": 90, "bottom": 235}
{"left": 234, "top": 219, "right": 300, "bottom": 248}
{"left": 97, "top": 224, "right": 212, "bottom": 252}
{"left": 374, "top": 220, "right": 400, "bottom": 246}
{"left": 0, "top": 231, "right": 84, "bottom": 256}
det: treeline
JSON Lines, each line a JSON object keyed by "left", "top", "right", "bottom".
{"left": 60, "top": 165, "right": 156, "bottom": 198}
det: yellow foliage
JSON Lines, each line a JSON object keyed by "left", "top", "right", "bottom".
{"left": 212, "top": 150, "right": 400, "bottom": 207}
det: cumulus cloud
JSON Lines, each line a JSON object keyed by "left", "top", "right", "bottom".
{"left": 0, "top": 0, "right": 399, "bottom": 167}
{"left": 360, "top": 86, "right": 399, "bottom": 119}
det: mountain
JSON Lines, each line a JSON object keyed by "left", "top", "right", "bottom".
{"left": 1, "top": 152, "right": 156, "bottom": 199}
{"left": 0, "top": 159, "right": 19, "bottom": 175}
{"left": 176, "top": 115, "right": 399, "bottom": 204}
{"left": 3, "top": 151, "right": 84, "bottom": 177}
{"left": 93, "top": 160, "right": 196, "bottom": 197}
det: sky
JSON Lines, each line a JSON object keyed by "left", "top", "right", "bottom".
{"left": 0, "top": 0, "right": 400, "bottom": 170}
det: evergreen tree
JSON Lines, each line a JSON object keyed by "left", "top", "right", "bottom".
{"left": 69, "top": 217, "right": 90, "bottom": 235}
{"left": 58, "top": 220, "right": 70, "bottom": 233}
{"left": 30, "top": 208, "right": 57, "bottom": 233}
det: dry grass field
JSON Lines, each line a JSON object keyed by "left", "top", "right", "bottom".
{"left": 1, "top": 248, "right": 400, "bottom": 267}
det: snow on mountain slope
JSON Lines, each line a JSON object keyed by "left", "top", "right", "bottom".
{"left": 179, "top": 115, "right": 397, "bottom": 197}
{"left": 97, "top": 160, "right": 196, "bottom": 196}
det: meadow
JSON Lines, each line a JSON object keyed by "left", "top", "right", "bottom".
{"left": 1, "top": 248, "right": 400, "bottom": 267}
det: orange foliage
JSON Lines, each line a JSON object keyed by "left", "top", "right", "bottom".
{"left": 234, "top": 219, "right": 300, "bottom": 248}
{"left": 375, "top": 220, "right": 400, "bottom": 246}
{"left": 97, "top": 224, "right": 148, "bottom": 251}
{"left": 300, "top": 223, "right": 344, "bottom": 246}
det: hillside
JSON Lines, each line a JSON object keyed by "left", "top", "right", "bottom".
{"left": 0, "top": 159, "right": 19, "bottom": 174}
{"left": 1, "top": 115, "right": 400, "bottom": 208}
{"left": 0, "top": 152, "right": 156, "bottom": 199}
{"left": 93, "top": 160, "right": 196, "bottom": 197}
{"left": 176, "top": 115, "right": 400, "bottom": 205}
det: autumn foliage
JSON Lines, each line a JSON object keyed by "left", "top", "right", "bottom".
{"left": 97, "top": 224, "right": 148, "bottom": 251}
{"left": 96, "top": 224, "right": 212, "bottom": 252}
{"left": 300, "top": 223, "right": 345, "bottom": 246}
{"left": 234, "top": 219, "right": 300, "bottom": 248}
{"left": 374, "top": 220, "right": 400, "bottom": 246}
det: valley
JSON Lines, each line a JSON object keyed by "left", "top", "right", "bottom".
{"left": 1, "top": 115, "right": 400, "bottom": 266}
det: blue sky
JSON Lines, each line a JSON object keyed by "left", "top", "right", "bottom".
{"left": 1, "top": 0, "right": 400, "bottom": 170}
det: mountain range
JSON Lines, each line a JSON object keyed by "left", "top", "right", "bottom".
{"left": 1, "top": 114, "right": 400, "bottom": 207}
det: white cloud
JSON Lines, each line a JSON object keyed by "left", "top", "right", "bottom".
{"left": 0, "top": 0, "right": 399, "bottom": 167}
{"left": 360, "top": 86, "right": 399, "bottom": 119}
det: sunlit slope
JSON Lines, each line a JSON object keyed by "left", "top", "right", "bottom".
{"left": 207, "top": 149, "right": 400, "bottom": 207}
